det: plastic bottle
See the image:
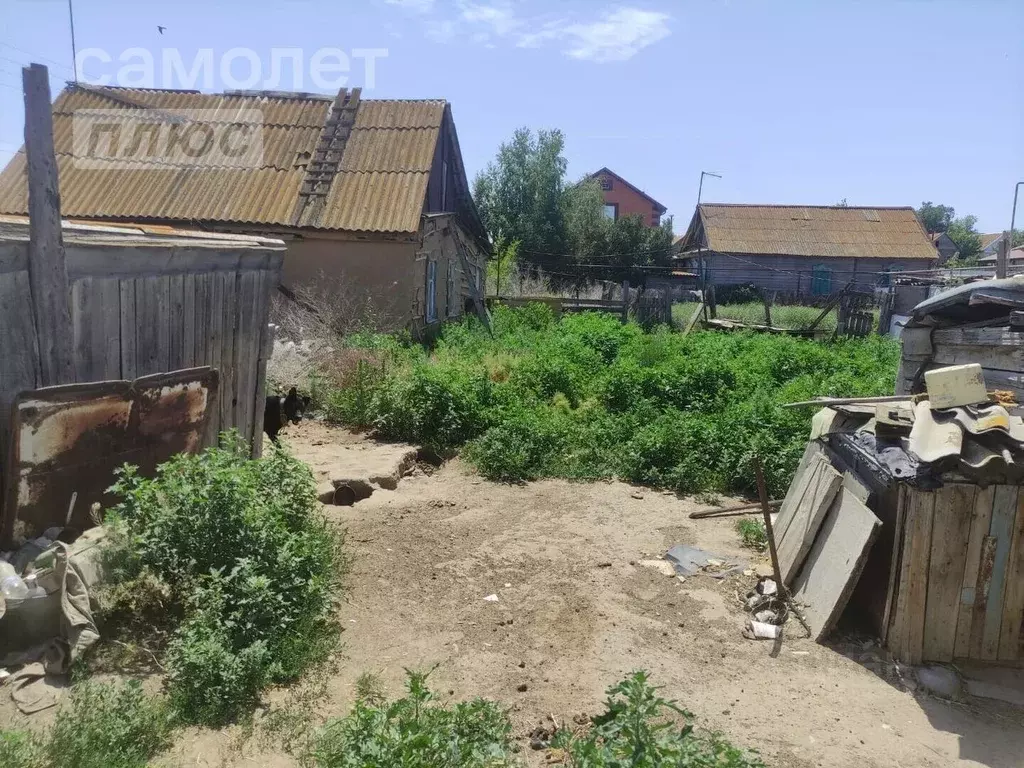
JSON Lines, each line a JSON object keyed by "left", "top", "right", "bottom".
{"left": 1, "top": 571, "right": 28, "bottom": 600}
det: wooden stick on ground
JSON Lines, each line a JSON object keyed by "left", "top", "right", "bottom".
{"left": 782, "top": 394, "right": 917, "bottom": 409}
{"left": 689, "top": 499, "right": 782, "bottom": 520}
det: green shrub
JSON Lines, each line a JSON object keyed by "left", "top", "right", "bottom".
{"left": 554, "top": 671, "right": 764, "bottom": 768}
{"left": 307, "top": 670, "right": 517, "bottom": 768}
{"left": 316, "top": 308, "right": 899, "bottom": 497}
{"left": 736, "top": 519, "right": 768, "bottom": 552}
{"left": 0, "top": 682, "right": 172, "bottom": 768}
{"left": 372, "top": 362, "right": 491, "bottom": 450}
{"left": 0, "top": 730, "right": 41, "bottom": 768}
{"left": 466, "top": 407, "right": 568, "bottom": 482}
{"left": 48, "top": 681, "right": 172, "bottom": 768}
{"left": 105, "top": 436, "right": 344, "bottom": 726}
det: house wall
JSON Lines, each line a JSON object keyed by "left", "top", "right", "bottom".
{"left": 415, "top": 214, "right": 486, "bottom": 336}
{"left": 594, "top": 171, "right": 663, "bottom": 227}
{"left": 693, "top": 253, "right": 935, "bottom": 297}
{"left": 280, "top": 236, "right": 420, "bottom": 329}
{"left": 278, "top": 218, "right": 485, "bottom": 336}
{"left": 424, "top": 118, "right": 457, "bottom": 214}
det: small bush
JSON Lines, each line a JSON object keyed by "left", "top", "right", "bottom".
{"left": 0, "top": 681, "right": 173, "bottom": 768}
{"left": 45, "top": 681, "right": 173, "bottom": 768}
{"left": 0, "top": 730, "right": 41, "bottom": 768}
{"left": 736, "top": 519, "right": 768, "bottom": 552}
{"left": 554, "top": 671, "right": 764, "bottom": 768}
{"left": 105, "top": 436, "right": 344, "bottom": 726}
{"left": 307, "top": 670, "right": 517, "bottom": 768}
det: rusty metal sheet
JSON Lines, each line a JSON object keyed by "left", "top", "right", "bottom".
{"left": 2, "top": 367, "right": 218, "bottom": 545}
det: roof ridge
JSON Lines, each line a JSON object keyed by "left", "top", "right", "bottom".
{"left": 700, "top": 202, "right": 915, "bottom": 211}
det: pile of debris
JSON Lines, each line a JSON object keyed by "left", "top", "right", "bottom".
{"left": 742, "top": 577, "right": 785, "bottom": 639}
{"left": 774, "top": 358, "right": 1024, "bottom": 664}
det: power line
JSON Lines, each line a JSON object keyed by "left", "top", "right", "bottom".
{"left": 0, "top": 41, "right": 75, "bottom": 75}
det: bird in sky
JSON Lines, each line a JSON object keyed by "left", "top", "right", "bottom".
{"left": 157, "top": 25, "right": 166, "bottom": 35}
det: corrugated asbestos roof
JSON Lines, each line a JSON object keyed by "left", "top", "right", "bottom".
{"left": 0, "top": 86, "right": 448, "bottom": 234}
{"left": 690, "top": 204, "right": 938, "bottom": 260}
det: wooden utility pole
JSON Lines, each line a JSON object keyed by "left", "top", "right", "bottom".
{"left": 23, "top": 63, "right": 74, "bottom": 385}
{"left": 996, "top": 232, "right": 1009, "bottom": 279}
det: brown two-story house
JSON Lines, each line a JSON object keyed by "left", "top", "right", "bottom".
{"left": 589, "top": 167, "right": 667, "bottom": 227}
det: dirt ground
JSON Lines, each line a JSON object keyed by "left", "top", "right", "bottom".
{"left": 7, "top": 420, "right": 1024, "bottom": 767}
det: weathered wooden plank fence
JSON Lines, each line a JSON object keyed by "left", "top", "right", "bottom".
{"left": 0, "top": 219, "right": 285, "bottom": 491}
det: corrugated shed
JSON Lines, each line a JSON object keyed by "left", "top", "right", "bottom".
{"left": 0, "top": 86, "right": 448, "bottom": 234}
{"left": 696, "top": 204, "right": 938, "bottom": 260}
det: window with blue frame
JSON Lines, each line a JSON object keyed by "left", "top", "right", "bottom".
{"left": 811, "top": 264, "right": 833, "bottom": 296}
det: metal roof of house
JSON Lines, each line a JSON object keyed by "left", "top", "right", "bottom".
{"left": 678, "top": 203, "right": 938, "bottom": 260}
{"left": 0, "top": 86, "right": 460, "bottom": 235}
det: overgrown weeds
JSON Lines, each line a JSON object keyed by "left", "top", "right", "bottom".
{"left": 315, "top": 306, "right": 899, "bottom": 496}
{"left": 554, "top": 671, "right": 764, "bottom": 767}
{"left": 99, "top": 435, "right": 345, "bottom": 726}
{"left": 736, "top": 519, "right": 768, "bottom": 552}
{"left": 0, "top": 680, "right": 173, "bottom": 768}
{"left": 306, "top": 669, "right": 517, "bottom": 767}
{"left": 302, "top": 669, "right": 761, "bottom": 768}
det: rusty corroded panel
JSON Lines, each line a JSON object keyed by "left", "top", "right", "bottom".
{"left": 1, "top": 367, "right": 218, "bottom": 545}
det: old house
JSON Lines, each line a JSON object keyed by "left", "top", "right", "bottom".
{"left": 676, "top": 204, "right": 938, "bottom": 297}
{"left": 0, "top": 85, "right": 488, "bottom": 336}
{"left": 589, "top": 167, "right": 667, "bottom": 228}
{"left": 931, "top": 231, "right": 958, "bottom": 263}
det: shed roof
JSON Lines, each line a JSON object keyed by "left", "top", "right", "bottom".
{"left": 0, "top": 213, "right": 285, "bottom": 250}
{"left": 678, "top": 203, "right": 938, "bottom": 260}
{"left": 0, "top": 86, "right": 474, "bottom": 236}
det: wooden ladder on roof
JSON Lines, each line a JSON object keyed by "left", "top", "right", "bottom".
{"left": 291, "top": 87, "right": 361, "bottom": 226}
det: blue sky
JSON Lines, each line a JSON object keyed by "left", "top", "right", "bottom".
{"left": 1, "top": 0, "right": 1021, "bottom": 232}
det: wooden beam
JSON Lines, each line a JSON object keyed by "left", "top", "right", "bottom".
{"left": 23, "top": 63, "right": 74, "bottom": 385}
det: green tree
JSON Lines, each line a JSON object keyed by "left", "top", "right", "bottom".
{"left": 475, "top": 129, "right": 675, "bottom": 285}
{"left": 1012, "top": 229, "right": 1023, "bottom": 249}
{"left": 946, "top": 215, "right": 983, "bottom": 262}
{"left": 916, "top": 201, "right": 956, "bottom": 234}
{"left": 472, "top": 128, "right": 568, "bottom": 271}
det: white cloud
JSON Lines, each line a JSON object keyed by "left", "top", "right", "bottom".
{"left": 384, "top": 0, "right": 436, "bottom": 13}
{"left": 562, "top": 9, "right": 671, "bottom": 62}
{"left": 414, "top": 3, "right": 671, "bottom": 62}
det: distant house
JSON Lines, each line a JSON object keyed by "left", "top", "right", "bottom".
{"left": 0, "top": 85, "right": 488, "bottom": 336}
{"left": 931, "top": 232, "right": 958, "bottom": 263}
{"left": 978, "top": 246, "right": 1024, "bottom": 273}
{"left": 979, "top": 232, "right": 1007, "bottom": 257}
{"left": 588, "top": 168, "right": 667, "bottom": 228}
{"left": 675, "top": 204, "right": 938, "bottom": 297}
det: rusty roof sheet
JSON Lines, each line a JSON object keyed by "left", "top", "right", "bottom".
{"left": 693, "top": 204, "right": 938, "bottom": 260}
{"left": 0, "top": 87, "right": 449, "bottom": 234}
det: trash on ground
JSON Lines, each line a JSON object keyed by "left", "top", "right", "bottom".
{"left": 664, "top": 544, "right": 746, "bottom": 579}
{"left": 745, "top": 620, "right": 782, "bottom": 640}
{"left": 637, "top": 559, "right": 677, "bottom": 578}
{"left": 483, "top": 594, "right": 499, "bottom": 602}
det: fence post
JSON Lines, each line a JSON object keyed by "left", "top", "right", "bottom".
{"left": 997, "top": 233, "right": 1009, "bottom": 279}
{"left": 23, "top": 63, "right": 74, "bottom": 386}
{"left": 621, "top": 280, "right": 629, "bottom": 323}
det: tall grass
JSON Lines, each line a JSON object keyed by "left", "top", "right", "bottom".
{"left": 673, "top": 301, "right": 843, "bottom": 331}
{"left": 316, "top": 306, "right": 898, "bottom": 496}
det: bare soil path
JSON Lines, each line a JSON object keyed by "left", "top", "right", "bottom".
{"left": 142, "top": 421, "right": 1024, "bottom": 766}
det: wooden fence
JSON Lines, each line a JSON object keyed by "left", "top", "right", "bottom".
{"left": 486, "top": 286, "right": 673, "bottom": 326}
{"left": 0, "top": 222, "right": 284, "bottom": 488}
